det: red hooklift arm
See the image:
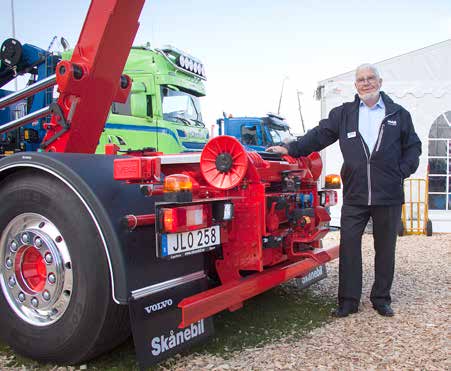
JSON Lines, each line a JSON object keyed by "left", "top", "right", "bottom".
{"left": 42, "top": 0, "right": 145, "bottom": 153}
{"left": 177, "top": 243, "right": 339, "bottom": 328}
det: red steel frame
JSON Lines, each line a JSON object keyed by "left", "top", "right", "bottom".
{"left": 42, "top": 0, "right": 145, "bottom": 153}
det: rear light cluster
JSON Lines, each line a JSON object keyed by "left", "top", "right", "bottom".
{"left": 161, "top": 204, "right": 211, "bottom": 233}
{"left": 319, "top": 190, "right": 338, "bottom": 207}
{"left": 159, "top": 201, "right": 234, "bottom": 234}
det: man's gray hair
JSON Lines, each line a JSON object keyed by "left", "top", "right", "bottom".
{"left": 355, "top": 63, "right": 381, "bottom": 80}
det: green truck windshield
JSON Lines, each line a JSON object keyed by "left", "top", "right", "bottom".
{"left": 161, "top": 86, "right": 204, "bottom": 127}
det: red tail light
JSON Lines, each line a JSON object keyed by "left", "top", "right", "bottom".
{"left": 319, "top": 190, "right": 337, "bottom": 207}
{"left": 161, "top": 204, "right": 211, "bottom": 233}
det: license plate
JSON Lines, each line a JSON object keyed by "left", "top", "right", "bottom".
{"left": 160, "top": 225, "right": 220, "bottom": 258}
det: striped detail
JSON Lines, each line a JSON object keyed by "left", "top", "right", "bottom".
{"left": 104, "top": 123, "right": 180, "bottom": 144}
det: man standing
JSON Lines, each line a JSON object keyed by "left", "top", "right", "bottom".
{"left": 267, "top": 64, "right": 421, "bottom": 317}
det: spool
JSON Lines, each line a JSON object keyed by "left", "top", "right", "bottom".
{"left": 200, "top": 136, "right": 248, "bottom": 190}
{"left": 0, "top": 38, "right": 23, "bottom": 67}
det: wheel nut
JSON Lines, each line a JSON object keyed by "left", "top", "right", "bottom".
{"left": 5, "top": 257, "right": 13, "bottom": 269}
{"left": 8, "top": 276, "right": 16, "bottom": 287}
{"left": 10, "top": 241, "right": 18, "bottom": 252}
{"left": 34, "top": 238, "right": 43, "bottom": 248}
{"left": 43, "top": 291, "right": 51, "bottom": 301}
{"left": 18, "top": 292, "right": 25, "bottom": 302}
{"left": 45, "top": 253, "right": 53, "bottom": 264}
{"left": 21, "top": 233, "right": 29, "bottom": 243}
{"left": 48, "top": 273, "right": 56, "bottom": 284}
{"left": 31, "top": 297, "right": 39, "bottom": 307}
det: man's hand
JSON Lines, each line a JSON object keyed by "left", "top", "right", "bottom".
{"left": 266, "top": 145, "right": 288, "bottom": 155}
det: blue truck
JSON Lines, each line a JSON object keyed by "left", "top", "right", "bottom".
{"left": 0, "top": 38, "right": 59, "bottom": 153}
{"left": 216, "top": 113, "right": 296, "bottom": 151}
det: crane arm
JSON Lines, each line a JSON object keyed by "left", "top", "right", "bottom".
{"left": 42, "top": 0, "right": 145, "bottom": 153}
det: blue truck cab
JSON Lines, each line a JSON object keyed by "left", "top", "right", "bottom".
{"left": 216, "top": 113, "right": 296, "bottom": 151}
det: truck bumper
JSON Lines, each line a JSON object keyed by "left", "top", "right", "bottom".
{"left": 178, "top": 243, "right": 339, "bottom": 328}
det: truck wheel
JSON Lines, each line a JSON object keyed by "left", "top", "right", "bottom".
{"left": 0, "top": 170, "right": 129, "bottom": 364}
{"left": 426, "top": 219, "right": 433, "bottom": 236}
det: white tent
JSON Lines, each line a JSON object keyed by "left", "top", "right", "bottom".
{"left": 316, "top": 39, "right": 451, "bottom": 232}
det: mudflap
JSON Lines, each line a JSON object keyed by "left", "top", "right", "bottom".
{"left": 294, "top": 264, "right": 327, "bottom": 290}
{"left": 128, "top": 277, "right": 214, "bottom": 369}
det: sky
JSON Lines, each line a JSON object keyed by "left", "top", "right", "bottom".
{"left": 1, "top": 0, "right": 450, "bottom": 135}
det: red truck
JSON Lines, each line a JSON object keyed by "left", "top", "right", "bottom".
{"left": 0, "top": 0, "right": 339, "bottom": 368}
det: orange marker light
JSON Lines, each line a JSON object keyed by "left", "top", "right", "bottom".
{"left": 325, "top": 174, "right": 341, "bottom": 189}
{"left": 164, "top": 174, "right": 193, "bottom": 193}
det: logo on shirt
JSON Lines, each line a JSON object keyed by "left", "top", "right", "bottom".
{"left": 387, "top": 120, "right": 397, "bottom": 126}
{"left": 347, "top": 131, "right": 356, "bottom": 138}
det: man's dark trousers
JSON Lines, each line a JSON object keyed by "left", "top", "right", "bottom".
{"left": 338, "top": 204, "right": 402, "bottom": 308}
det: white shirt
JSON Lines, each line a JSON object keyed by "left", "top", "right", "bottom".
{"left": 358, "top": 96, "right": 386, "bottom": 152}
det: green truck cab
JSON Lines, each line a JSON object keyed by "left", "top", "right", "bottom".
{"left": 65, "top": 45, "right": 209, "bottom": 154}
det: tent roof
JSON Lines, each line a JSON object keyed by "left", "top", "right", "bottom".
{"left": 317, "top": 39, "right": 451, "bottom": 99}
{"left": 318, "top": 39, "right": 451, "bottom": 85}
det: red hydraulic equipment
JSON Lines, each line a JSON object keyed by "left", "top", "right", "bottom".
{"left": 114, "top": 136, "right": 339, "bottom": 328}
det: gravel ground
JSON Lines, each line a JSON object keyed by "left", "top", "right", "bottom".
{"left": 1, "top": 233, "right": 449, "bottom": 370}
{"left": 163, "top": 233, "right": 450, "bottom": 370}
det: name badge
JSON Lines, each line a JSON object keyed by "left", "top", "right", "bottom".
{"left": 387, "top": 120, "right": 397, "bottom": 126}
{"left": 347, "top": 131, "right": 356, "bottom": 139}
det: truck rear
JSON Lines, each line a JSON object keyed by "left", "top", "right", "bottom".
{"left": 0, "top": 135, "right": 338, "bottom": 367}
{"left": 0, "top": 1, "right": 339, "bottom": 368}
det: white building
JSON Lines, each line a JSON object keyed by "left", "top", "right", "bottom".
{"left": 316, "top": 39, "right": 451, "bottom": 232}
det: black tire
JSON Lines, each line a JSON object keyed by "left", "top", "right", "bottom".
{"left": 0, "top": 170, "right": 130, "bottom": 364}
{"left": 426, "top": 219, "right": 433, "bottom": 236}
{"left": 397, "top": 219, "right": 405, "bottom": 237}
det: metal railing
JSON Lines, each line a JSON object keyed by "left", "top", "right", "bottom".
{"left": 0, "top": 74, "right": 56, "bottom": 135}
{"left": 401, "top": 178, "right": 430, "bottom": 235}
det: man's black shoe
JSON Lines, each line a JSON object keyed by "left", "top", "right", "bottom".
{"left": 331, "top": 305, "right": 358, "bottom": 318}
{"left": 373, "top": 304, "right": 394, "bottom": 317}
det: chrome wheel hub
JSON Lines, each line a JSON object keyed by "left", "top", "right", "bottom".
{"left": 0, "top": 213, "right": 73, "bottom": 326}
